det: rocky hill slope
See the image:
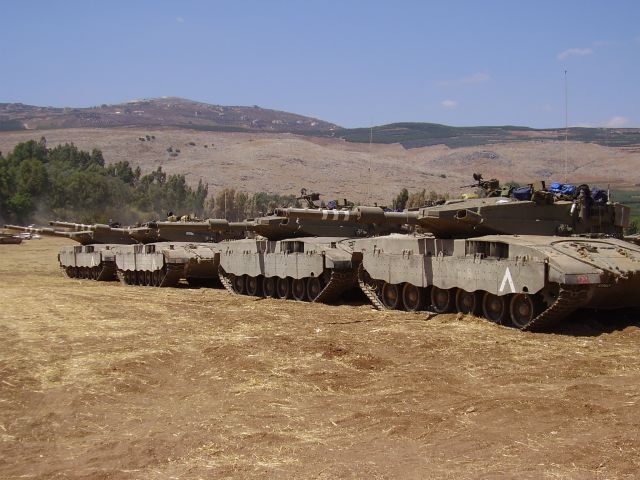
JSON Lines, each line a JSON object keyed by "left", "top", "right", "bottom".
{"left": 0, "top": 97, "right": 338, "bottom": 134}
{"left": 3, "top": 97, "right": 639, "bottom": 150}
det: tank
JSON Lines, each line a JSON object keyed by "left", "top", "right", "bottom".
{"left": 7, "top": 224, "right": 136, "bottom": 280}
{"left": 113, "top": 220, "right": 251, "bottom": 287}
{"left": 217, "top": 235, "right": 357, "bottom": 302}
{"left": 275, "top": 180, "right": 640, "bottom": 331}
{"left": 0, "top": 231, "right": 22, "bottom": 244}
{"left": 214, "top": 207, "right": 408, "bottom": 302}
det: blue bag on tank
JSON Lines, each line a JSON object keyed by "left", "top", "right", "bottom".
{"left": 549, "top": 182, "right": 563, "bottom": 193}
{"left": 512, "top": 186, "right": 532, "bottom": 201}
{"left": 591, "top": 188, "right": 608, "bottom": 203}
{"left": 560, "top": 184, "right": 576, "bottom": 196}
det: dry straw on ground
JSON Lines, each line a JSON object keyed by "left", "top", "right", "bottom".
{"left": 1, "top": 238, "right": 640, "bottom": 478}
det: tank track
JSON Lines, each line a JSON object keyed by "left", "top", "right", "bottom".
{"left": 218, "top": 267, "right": 356, "bottom": 302}
{"left": 521, "top": 285, "right": 591, "bottom": 332}
{"left": 60, "top": 263, "right": 116, "bottom": 281}
{"left": 160, "top": 264, "right": 184, "bottom": 287}
{"left": 97, "top": 262, "right": 117, "bottom": 281}
{"left": 116, "top": 264, "right": 183, "bottom": 288}
{"left": 218, "top": 267, "right": 236, "bottom": 294}
{"left": 116, "top": 270, "right": 129, "bottom": 285}
{"left": 314, "top": 270, "right": 357, "bottom": 303}
{"left": 357, "top": 264, "right": 387, "bottom": 310}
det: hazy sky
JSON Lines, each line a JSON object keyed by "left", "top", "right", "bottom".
{"left": 2, "top": 1, "right": 639, "bottom": 128}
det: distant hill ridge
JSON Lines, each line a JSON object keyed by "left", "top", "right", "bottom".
{"left": 0, "top": 97, "right": 338, "bottom": 134}
{"left": 1, "top": 97, "right": 639, "bottom": 149}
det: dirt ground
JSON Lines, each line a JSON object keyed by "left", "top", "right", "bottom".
{"left": 1, "top": 238, "right": 640, "bottom": 479}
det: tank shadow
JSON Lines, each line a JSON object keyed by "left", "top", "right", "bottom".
{"left": 550, "top": 308, "right": 640, "bottom": 337}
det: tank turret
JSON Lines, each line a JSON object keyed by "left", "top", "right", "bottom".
{"left": 276, "top": 191, "right": 629, "bottom": 239}
{"left": 138, "top": 219, "right": 250, "bottom": 243}
{"left": 48, "top": 219, "right": 251, "bottom": 244}
{"left": 257, "top": 207, "right": 410, "bottom": 241}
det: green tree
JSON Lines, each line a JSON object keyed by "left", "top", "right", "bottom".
{"left": 392, "top": 188, "right": 409, "bottom": 210}
{"left": 17, "top": 158, "right": 48, "bottom": 195}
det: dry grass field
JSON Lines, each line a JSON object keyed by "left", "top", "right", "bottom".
{"left": 2, "top": 238, "right": 640, "bottom": 479}
{"left": 1, "top": 128, "right": 639, "bottom": 205}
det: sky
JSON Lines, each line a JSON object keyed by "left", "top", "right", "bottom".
{"left": 2, "top": 0, "right": 639, "bottom": 128}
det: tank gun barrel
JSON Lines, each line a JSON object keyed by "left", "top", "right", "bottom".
{"left": 49, "top": 220, "right": 95, "bottom": 231}
{"left": 146, "top": 219, "right": 252, "bottom": 233}
{"left": 49, "top": 221, "right": 131, "bottom": 234}
{"left": 5, "top": 224, "right": 72, "bottom": 238}
{"left": 5, "top": 224, "right": 97, "bottom": 243}
{"left": 6, "top": 224, "right": 56, "bottom": 235}
{"left": 274, "top": 207, "right": 419, "bottom": 225}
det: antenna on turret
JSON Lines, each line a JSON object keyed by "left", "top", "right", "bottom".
{"left": 564, "top": 69, "right": 568, "bottom": 183}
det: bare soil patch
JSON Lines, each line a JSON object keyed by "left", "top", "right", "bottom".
{"left": 1, "top": 238, "right": 640, "bottom": 478}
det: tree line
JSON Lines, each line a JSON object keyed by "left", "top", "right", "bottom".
{"left": 0, "top": 139, "right": 208, "bottom": 224}
{"left": 1, "top": 138, "right": 470, "bottom": 226}
{"left": 0, "top": 139, "right": 305, "bottom": 224}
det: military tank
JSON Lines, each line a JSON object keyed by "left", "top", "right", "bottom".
{"left": 0, "top": 231, "right": 22, "bottom": 244}
{"left": 113, "top": 220, "right": 251, "bottom": 287}
{"left": 215, "top": 205, "right": 408, "bottom": 302}
{"left": 6, "top": 223, "right": 140, "bottom": 280}
{"left": 276, "top": 180, "right": 640, "bottom": 331}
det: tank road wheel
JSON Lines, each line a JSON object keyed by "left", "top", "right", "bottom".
{"left": 276, "top": 277, "right": 291, "bottom": 299}
{"left": 145, "top": 271, "right": 152, "bottom": 286}
{"left": 402, "top": 283, "right": 424, "bottom": 312}
{"left": 306, "top": 277, "right": 323, "bottom": 301}
{"left": 92, "top": 268, "right": 100, "bottom": 280}
{"left": 65, "top": 267, "right": 73, "bottom": 278}
{"left": 455, "top": 289, "right": 479, "bottom": 315}
{"left": 431, "top": 286, "right": 455, "bottom": 313}
{"left": 245, "top": 276, "right": 262, "bottom": 296}
{"left": 509, "top": 294, "right": 538, "bottom": 329}
{"left": 152, "top": 270, "right": 162, "bottom": 286}
{"left": 381, "top": 282, "right": 401, "bottom": 309}
{"left": 292, "top": 278, "right": 307, "bottom": 301}
{"left": 231, "top": 274, "right": 246, "bottom": 295}
{"left": 482, "top": 292, "right": 508, "bottom": 324}
{"left": 263, "top": 277, "right": 276, "bottom": 298}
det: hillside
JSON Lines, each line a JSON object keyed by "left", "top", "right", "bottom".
{"left": 2, "top": 98, "right": 640, "bottom": 150}
{"left": 0, "top": 97, "right": 338, "bottom": 134}
{"left": 338, "top": 123, "right": 640, "bottom": 149}
{"left": 1, "top": 128, "right": 639, "bottom": 208}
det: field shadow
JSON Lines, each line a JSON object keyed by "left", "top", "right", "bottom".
{"left": 551, "top": 309, "right": 640, "bottom": 337}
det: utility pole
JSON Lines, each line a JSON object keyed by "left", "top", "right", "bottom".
{"left": 564, "top": 69, "right": 569, "bottom": 183}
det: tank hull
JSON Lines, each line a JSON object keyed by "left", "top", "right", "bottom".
{"left": 353, "top": 233, "right": 640, "bottom": 330}
{"left": 217, "top": 237, "right": 357, "bottom": 302}
{"left": 57, "top": 244, "right": 120, "bottom": 281}
{"left": 114, "top": 242, "right": 221, "bottom": 287}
